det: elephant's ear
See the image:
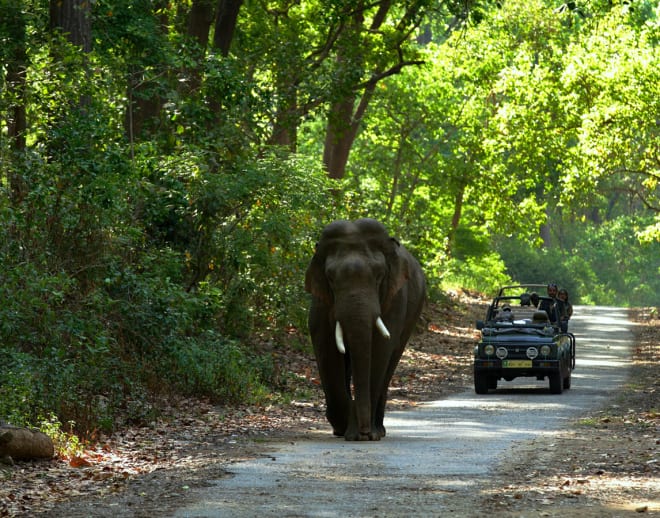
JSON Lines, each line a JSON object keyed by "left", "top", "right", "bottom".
{"left": 305, "top": 251, "right": 332, "bottom": 305}
{"left": 382, "top": 237, "right": 410, "bottom": 312}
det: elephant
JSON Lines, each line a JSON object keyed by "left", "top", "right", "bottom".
{"left": 305, "top": 218, "right": 426, "bottom": 441}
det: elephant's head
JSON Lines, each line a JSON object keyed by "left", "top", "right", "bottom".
{"left": 305, "top": 219, "right": 409, "bottom": 353}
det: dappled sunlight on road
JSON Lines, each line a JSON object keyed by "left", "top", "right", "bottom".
{"left": 578, "top": 358, "right": 631, "bottom": 368}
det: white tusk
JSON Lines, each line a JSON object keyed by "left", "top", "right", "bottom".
{"left": 376, "top": 317, "right": 391, "bottom": 340}
{"left": 335, "top": 321, "right": 346, "bottom": 354}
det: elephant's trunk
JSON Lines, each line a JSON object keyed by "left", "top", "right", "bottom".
{"left": 334, "top": 317, "right": 390, "bottom": 354}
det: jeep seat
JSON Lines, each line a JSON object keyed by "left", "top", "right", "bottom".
{"left": 532, "top": 310, "right": 549, "bottom": 323}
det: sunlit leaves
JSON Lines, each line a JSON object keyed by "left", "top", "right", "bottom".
{"left": 561, "top": 7, "right": 660, "bottom": 225}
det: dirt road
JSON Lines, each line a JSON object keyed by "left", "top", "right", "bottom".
{"left": 173, "top": 306, "right": 640, "bottom": 517}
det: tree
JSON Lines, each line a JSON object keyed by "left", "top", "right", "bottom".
{"left": 50, "top": 0, "right": 92, "bottom": 52}
{"left": 322, "top": 1, "right": 428, "bottom": 179}
{"left": 95, "top": 0, "right": 173, "bottom": 144}
{"left": 214, "top": 0, "right": 244, "bottom": 56}
{"left": 561, "top": 7, "right": 660, "bottom": 241}
{"left": 0, "top": 0, "right": 28, "bottom": 202}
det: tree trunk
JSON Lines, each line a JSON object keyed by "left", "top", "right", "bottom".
{"left": 49, "top": 0, "right": 92, "bottom": 110}
{"left": 213, "top": 0, "right": 244, "bottom": 57}
{"left": 322, "top": 1, "right": 399, "bottom": 180}
{"left": 188, "top": 0, "right": 215, "bottom": 50}
{"left": 443, "top": 182, "right": 466, "bottom": 255}
{"left": 269, "top": 88, "right": 298, "bottom": 151}
{"left": 125, "top": 68, "right": 165, "bottom": 150}
{"left": 184, "top": 0, "right": 216, "bottom": 94}
{"left": 49, "top": 0, "right": 91, "bottom": 52}
{"left": 2, "top": 0, "right": 28, "bottom": 202}
{"left": 323, "top": 98, "right": 357, "bottom": 179}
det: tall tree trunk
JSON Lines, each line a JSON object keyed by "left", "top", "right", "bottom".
{"left": 49, "top": 0, "right": 91, "bottom": 52}
{"left": 322, "top": 1, "right": 365, "bottom": 179}
{"left": 447, "top": 183, "right": 466, "bottom": 254}
{"left": 268, "top": 86, "right": 298, "bottom": 151}
{"left": 323, "top": 83, "right": 376, "bottom": 179}
{"left": 188, "top": 0, "right": 215, "bottom": 49}
{"left": 3, "top": 0, "right": 28, "bottom": 202}
{"left": 184, "top": 0, "right": 244, "bottom": 93}
{"left": 213, "top": 0, "right": 243, "bottom": 57}
{"left": 185, "top": 0, "right": 216, "bottom": 94}
{"left": 323, "top": 98, "right": 356, "bottom": 179}
{"left": 322, "top": 1, "right": 396, "bottom": 179}
{"left": 49, "top": 0, "right": 92, "bottom": 109}
{"left": 125, "top": 67, "right": 165, "bottom": 153}
{"left": 205, "top": 0, "right": 244, "bottom": 123}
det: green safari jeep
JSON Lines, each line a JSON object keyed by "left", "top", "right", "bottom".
{"left": 474, "top": 284, "right": 575, "bottom": 394}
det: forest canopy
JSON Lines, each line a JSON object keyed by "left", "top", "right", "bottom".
{"left": 1, "top": 0, "right": 659, "bottom": 433}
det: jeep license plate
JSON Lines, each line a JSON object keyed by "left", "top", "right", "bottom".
{"left": 502, "top": 360, "right": 532, "bottom": 368}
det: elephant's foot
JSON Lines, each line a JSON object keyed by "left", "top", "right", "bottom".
{"left": 345, "top": 432, "right": 375, "bottom": 441}
{"left": 326, "top": 410, "right": 348, "bottom": 438}
{"left": 344, "top": 426, "right": 384, "bottom": 441}
{"left": 349, "top": 432, "right": 381, "bottom": 441}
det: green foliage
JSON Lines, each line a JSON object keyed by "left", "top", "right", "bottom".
{"left": 134, "top": 147, "right": 333, "bottom": 334}
{"left": 496, "top": 215, "right": 660, "bottom": 306}
{"left": 496, "top": 237, "right": 586, "bottom": 303}
{"left": 0, "top": 350, "right": 40, "bottom": 427}
{"left": 442, "top": 253, "right": 511, "bottom": 297}
{"left": 40, "top": 415, "right": 84, "bottom": 458}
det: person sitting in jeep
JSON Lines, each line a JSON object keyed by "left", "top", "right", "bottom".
{"left": 558, "top": 288, "right": 573, "bottom": 332}
{"left": 538, "top": 283, "right": 566, "bottom": 327}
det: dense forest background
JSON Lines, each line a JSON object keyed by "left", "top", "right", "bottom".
{"left": 1, "top": 0, "right": 659, "bottom": 437}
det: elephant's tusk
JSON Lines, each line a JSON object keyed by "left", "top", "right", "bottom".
{"left": 335, "top": 321, "right": 346, "bottom": 354}
{"left": 376, "top": 317, "right": 391, "bottom": 340}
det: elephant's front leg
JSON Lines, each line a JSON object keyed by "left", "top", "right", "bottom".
{"left": 344, "top": 401, "right": 381, "bottom": 441}
{"left": 317, "top": 348, "right": 351, "bottom": 437}
{"left": 344, "top": 330, "right": 383, "bottom": 441}
{"left": 309, "top": 304, "right": 350, "bottom": 436}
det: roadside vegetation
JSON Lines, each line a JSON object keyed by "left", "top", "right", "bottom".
{"left": 1, "top": 0, "right": 659, "bottom": 446}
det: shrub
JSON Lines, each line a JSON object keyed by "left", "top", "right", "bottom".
{"left": 164, "top": 335, "right": 271, "bottom": 404}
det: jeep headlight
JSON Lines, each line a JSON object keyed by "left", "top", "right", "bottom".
{"left": 526, "top": 347, "right": 538, "bottom": 359}
{"left": 484, "top": 344, "right": 495, "bottom": 356}
{"left": 540, "top": 345, "right": 551, "bottom": 356}
{"left": 496, "top": 347, "right": 508, "bottom": 359}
